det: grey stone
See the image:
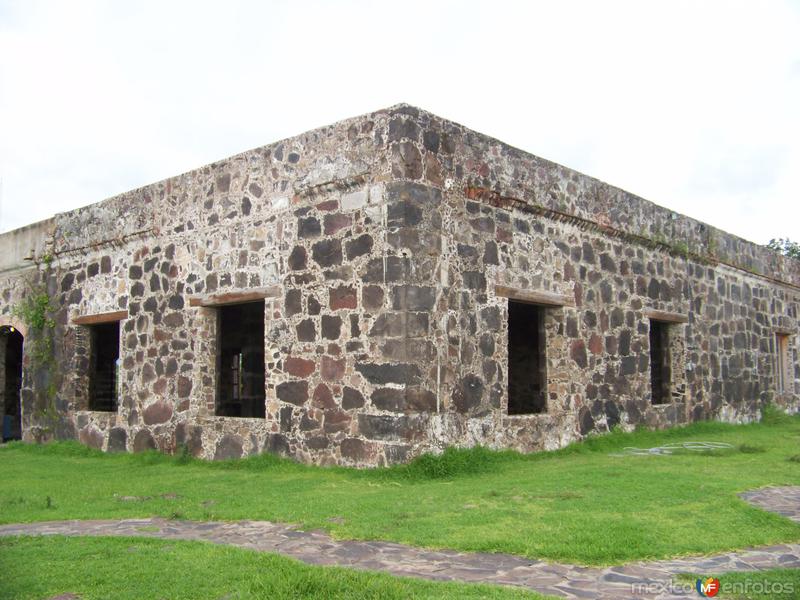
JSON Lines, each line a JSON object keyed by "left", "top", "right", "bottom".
{"left": 276, "top": 381, "right": 308, "bottom": 406}
{"left": 312, "top": 239, "right": 343, "bottom": 268}
{"left": 213, "top": 434, "right": 244, "bottom": 460}
{"left": 355, "top": 362, "right": 421, "bottom": 385}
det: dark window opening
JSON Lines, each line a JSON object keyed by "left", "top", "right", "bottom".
{"left": 649, "top": 320, "right": 671, "bottom": 404}
{"left": 508, "top": 301, "right": 547, "bottom": 414}
{"left": 776, "top": 333, "right": 790, "bottom": 394}
{"left": 89, "top": 322, "right": 120, "bottom": 412}
{"left": 216, "top": 301, "right": 266, "bottom": 418}
{"left": 2, "top": 326, "right": 23, "bottom": 441}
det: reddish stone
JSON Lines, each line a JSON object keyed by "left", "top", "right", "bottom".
{"left": 316, "top": 199, "right": 339, "bottom": 212}
{"left": 424, "top": 153, "right": 443, "bottom": 186}
{"left": 153, "top": 378, "right": 168, "bottom": 394}
{"left": 588, "top": 334, "right": 603, "bottom": 355}
{"left": 340, "top": 437, "right": 372, "bottom": 462}
{"left": 323, "top": 213, "right": 352, "bottom": 235}
{"left": 285, "top": 356, "right": 316, "bottom": 378}
{"left": 321, "top": 355, "right": 345, "bottom": 381}
{"left": 79, "top": 426, "right": 103, "bottom": 450}
{"left": 570, "top": 340, "right": 588, "bottom": 368}
{"left": 496, "top": 227, "right": 513, "bottom": 243}
{"left": 324, "top": 409, "right": 351, "bottom": 433}
{"left": 177, "top": 376, "right": 192, "bottom": 398}
{"left": 143, "top": 400, "right": 173, "bottom": 425}
{"left": 133, "top": 429, "right": 156, "bottom": 452}
{"left": 573, "top": 281, "right": 583, "bottom": 308}
{"left": 330, "top": 286, "right": 357, "bottom": 310}
{"left": 312, "top": 383, "right": 335, "bottom": 409}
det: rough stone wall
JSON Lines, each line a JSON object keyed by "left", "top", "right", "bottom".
{"left": 379, "top": 105, "right": 799, "bottom": 454}
{"left": 433, "top": 191, "right": 800, "bottom": 453}
{"left": 0, "top": 103, "right": 798, "bottom": 465}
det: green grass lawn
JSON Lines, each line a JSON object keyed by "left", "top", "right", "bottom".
{"left": 0, "top": 535, "right": 548, "bottom": 600}
{"left": 1, "top": 412, "right": 799, "bottom": 566}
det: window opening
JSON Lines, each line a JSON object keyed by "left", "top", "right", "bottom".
{"left": 649, "top": 320, "right": 672, "bottom": 404}
{"left": 776, "top": 333, "right": 791, "bottom": 394}
{"left": 216, "top": 301, "right": 266, "bottom": 418}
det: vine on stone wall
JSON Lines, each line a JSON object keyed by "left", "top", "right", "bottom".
{"left": 12, "top": 253, "right": 61, "bottom": 434}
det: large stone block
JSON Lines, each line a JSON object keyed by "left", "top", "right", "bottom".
{"left": 355, "top": 362, "right": 421, "bottom": 385}
{"left": 391, "top": 286, "right": 436, "bottom": 311}
{"left": 276, "top": 381, "right": 309, "bottom": 406}
{"left": 214, "top": 434, "right": 244, "bottom": 460}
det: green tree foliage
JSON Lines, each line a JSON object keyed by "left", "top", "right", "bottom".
{"left": 767, "top": 238, "right": 800, "bottom": 259}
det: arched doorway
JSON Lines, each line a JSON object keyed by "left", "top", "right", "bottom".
{"left": 1, "top": 325, "right": 23, "bottom": 442}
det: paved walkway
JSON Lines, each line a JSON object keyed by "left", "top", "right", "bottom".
{"left": 1, "top": 486, "right": 799, "bottom": 599}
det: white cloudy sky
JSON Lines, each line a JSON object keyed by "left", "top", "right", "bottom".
{"left": 0, "top": 0, "right": 798, "bottom": 245}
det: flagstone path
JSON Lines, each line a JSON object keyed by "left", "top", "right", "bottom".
{"left": 1, "top": 486, "right": 798, "bottom": 599}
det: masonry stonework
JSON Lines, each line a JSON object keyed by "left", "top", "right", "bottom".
{"left": 0, "top": 104, "right": 798, "bottom": 466}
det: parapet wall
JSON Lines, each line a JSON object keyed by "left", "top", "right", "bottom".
{"left": 0, "top": 218, "right": 54, "bottom": 274}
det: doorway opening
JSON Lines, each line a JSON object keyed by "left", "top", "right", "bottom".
{"left": 88, "top": 321, "right": 120, "bottom": 412}
{"left": 507, "top": 301, "right": 547, "bottom": 414}
{"left": 2, "top": 326, "right": 23, "bottom": 442}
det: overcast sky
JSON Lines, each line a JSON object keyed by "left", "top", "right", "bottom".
{"left": 1, "top": 0, "right": 798, "bottom": 245}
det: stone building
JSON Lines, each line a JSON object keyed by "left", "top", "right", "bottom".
{"left": 0, "top": 104, "right": 798, "bottom": 465}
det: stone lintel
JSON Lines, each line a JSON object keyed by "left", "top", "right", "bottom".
{"left": 774, "top": 327, "right": 796, "bottom": 336}
{"left": 72, "top": 310, "right": 128, "bottom": 325}
{"left": 494, "top": 285, "right": 574, "bottom": 308}
{"left": 189, "top": 286, "right": 280, "bottom": 308}
{"left": 643, "top": 308, "right": 689, "bottom": 324}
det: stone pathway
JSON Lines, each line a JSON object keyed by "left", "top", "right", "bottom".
{"left": 740, "top": 485, "right": 800, "bottom": 522}
{"left": 1, "top": 486, "right": 799, "bottom": 599}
